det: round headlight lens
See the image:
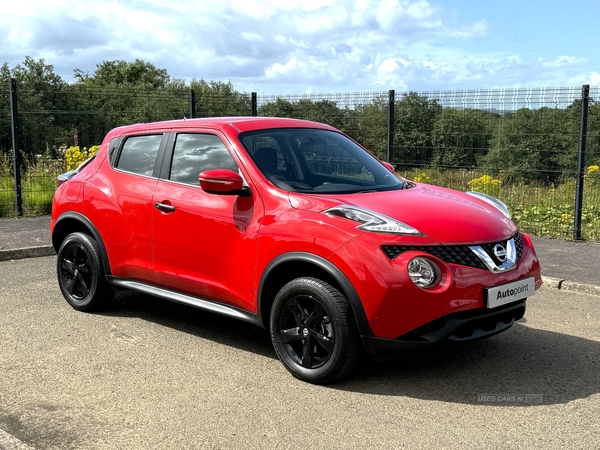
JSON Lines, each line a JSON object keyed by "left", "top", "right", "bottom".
{"left": 408, "top": 257, "right": 439, "bottom": 288}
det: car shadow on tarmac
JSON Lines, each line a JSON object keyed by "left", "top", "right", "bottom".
{"left": 102, "top": 291, "right": 599, "bottom": 406}
{"left": 339, "top": 321, "right": 600, "bottom": 405}
{"left": 102, "top": 289, "right": 277, "bottom": 358}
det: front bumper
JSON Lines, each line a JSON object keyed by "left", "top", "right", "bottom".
{"left": 330, "top": 231, "right": 541, "bottom": 339}
{"left": 361, "top": 300, "right": 526, "bottom": 356}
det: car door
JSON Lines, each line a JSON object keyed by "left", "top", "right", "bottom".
{"left": 151, "top": 131, "right": 264, "bottom": 312}
{"left": 88, "top": 133, "right": 166, "bottom": 282}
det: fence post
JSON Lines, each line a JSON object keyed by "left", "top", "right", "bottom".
{"left": 189, "top": 89, "right": 196, "bottom": 119}
{"left": 387, "top": 90, "right": 395, "bottom": 163}
{"left": 573, "top": 84, "right": 589, "bottom": 240}
{"left": 9, "top": 78, "right": 23, "bottom": 216}
{"left": 251, "top": 92, "right": 257, "bottom": 116}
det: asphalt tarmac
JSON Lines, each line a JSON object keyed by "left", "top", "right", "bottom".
{"left": 0, "top": 257, "right": 599, "bottom": 449}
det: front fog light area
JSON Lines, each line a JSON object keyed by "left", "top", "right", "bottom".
{"left": 408, "top": 257, "right": 439, "bottom": 288}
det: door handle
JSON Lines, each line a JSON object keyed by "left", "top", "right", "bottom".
{"left": 154, "top": 202, "right": 176, "bottom": 213}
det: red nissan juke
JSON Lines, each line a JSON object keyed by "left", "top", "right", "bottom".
{"left": 51, "top": 117, "right": 542, "bottom": 383}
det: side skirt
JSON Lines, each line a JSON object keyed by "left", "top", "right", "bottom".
{"left": 108, "top": 277, "right": 261, "bottom": 326}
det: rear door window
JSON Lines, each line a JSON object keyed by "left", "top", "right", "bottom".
{"left": 116, "top": 135, "right": 163, "bottom": 177}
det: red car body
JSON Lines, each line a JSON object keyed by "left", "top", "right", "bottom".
{"left": 51, "top": 117, "right": 542, "bottom": 383}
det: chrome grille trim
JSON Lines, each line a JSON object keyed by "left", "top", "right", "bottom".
{"left": 469, "top": 237, "right": 517, "bottom": 273}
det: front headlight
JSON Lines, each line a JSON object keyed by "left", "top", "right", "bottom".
{"left": 466, "top": 191, "right": 512, "bottom": 219}
{"left": 323, "top": 205, "right": 421, "bottom": 235}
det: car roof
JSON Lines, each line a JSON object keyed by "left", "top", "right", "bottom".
{"left": 103, "top": 117, "right": 338, "bottom": 142}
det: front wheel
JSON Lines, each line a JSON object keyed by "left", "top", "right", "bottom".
{"left": 270, "top": 277, "right": 363, "bottom": 384}
{"left": 57, "top": 232, "right": 114, "bottom": 311}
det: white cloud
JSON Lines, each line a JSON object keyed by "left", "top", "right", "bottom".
{"left": 542, "top": 56, "right": 587, "bottom": 68}
{"left": 567, "top": 71, "right": 600, "bottom": 86}
{"left": 0, "top": 0, "right": 593, "bottom": 93}
{"left": 450, "top": 20, "right": 488, "bottom": 38}
{"left": 375, "top": 0, "right": 441, "bottom": 31}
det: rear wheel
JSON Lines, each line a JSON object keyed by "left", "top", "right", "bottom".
{"left": 270, "top": 277, "right": 362, "bottom": 384}
{"left": 57, "top": 232, "right": 114, "bottom": 311}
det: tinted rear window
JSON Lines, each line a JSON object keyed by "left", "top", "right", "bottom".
{"left": 116, "top": 135, "right": 163, "bottom": 177}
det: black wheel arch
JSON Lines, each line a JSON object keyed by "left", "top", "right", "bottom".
{"left": 52, "top": 212, "right": 111, "bottom": 277}
{"left": 258, "top": 252, "right": 373, "bottom": 337}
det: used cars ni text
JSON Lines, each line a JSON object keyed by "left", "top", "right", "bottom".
{"left": 51, "top": 117, "right": 542, "bottom": 383}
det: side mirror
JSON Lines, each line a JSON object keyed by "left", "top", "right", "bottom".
{"left": 381, "top": 161, "right": 395, "bottom": 172}
{"left": 199, "top": 169, "right": 251, "bottom": 196}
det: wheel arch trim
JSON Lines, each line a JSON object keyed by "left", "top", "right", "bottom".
{"left": 258, "top": 252, "right": 373, "bottom": 337}
{"left": 52, "top": 212, "right": 112, "bottom": 276}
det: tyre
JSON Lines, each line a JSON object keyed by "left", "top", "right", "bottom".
{"left": 270, "top": 277, "right": 363, "bottom": 384}
{"left": 56, "top": 232, "right": 114, "bottom": 311}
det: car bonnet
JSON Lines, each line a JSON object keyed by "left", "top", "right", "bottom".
{"left": 289, "top": 183, "right": 518, "bottom": 245}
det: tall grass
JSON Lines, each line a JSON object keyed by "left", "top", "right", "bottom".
{"left": 0, "top": 177, "right": 15, "bottom": 217}
{"left": 0, "top": 153, "right": 66, "bottom": 218}
{"left": 22, "top": 172, "right": 57, "bottom": 215}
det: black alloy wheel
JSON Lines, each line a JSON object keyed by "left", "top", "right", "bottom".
{"left": 278, "top": 295, "right": 334, "bottom": 370}
{"left": 270, "top": 277, "right": 362, "bottom": 384}
{"left": 57, "top": 232, "right": 114, "bottom": 311}
{"left": 60, "top": 243, "right": 92, "bottom": 300}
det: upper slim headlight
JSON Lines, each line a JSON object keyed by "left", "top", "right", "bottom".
{"left": 466, "top": 191, "right": 512, "bottom": 219}
{"left": 324, "top": 205, "right": 421, "bottom": 235}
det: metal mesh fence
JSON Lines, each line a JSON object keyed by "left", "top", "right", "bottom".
{"left": 260, "top": 87, "right": 600, "bottom": 240}
{"left": 1, "top": 83, "right": 599, "bottom": 240}
{"left": 420, "top": 86, "right": 584, "bottom": 110}
{"left": 10, "top": 84, "right": 252, "bottom": 153}
{"left": 2, "top": 85, "right": 184, "bottom": 155}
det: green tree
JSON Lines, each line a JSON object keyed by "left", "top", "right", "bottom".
{"left": 190, "top": 79, "right": 250, "bottom": 117}
{"left": 0, "top": 63, "right": 12, "bottom": 153}
{"left": 71, "top": 60, "right": 189, "bottom": 142}
{"left": 431, "top": 108, "right": 497, "bottom": 168}
{"left": 258, "top": 98, "right": 355, "bottom": 134}
{"left": 561, "top": 99, "right": 600, "bottom": 172}
{"left": 258, "top": 98, "right": 296, "bottom": 118}
{"left": 394, "top": 92, "right": 442, "bottom": 165}
{"left": 479, "top": 107, "right": 577, "bottom": 183}
{"left": 587, "top": 101, "right": 600, "bottom": 167}
{"left": 3, "top": 57, "right": 66, "bottom": 157}
{"left": 352, "top": 96, "right": 388, "bottom": 160}
{"left": 74, "top": 59, "right": 170, "bottom": 88}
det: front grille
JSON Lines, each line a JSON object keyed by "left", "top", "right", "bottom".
{"left": 381, "top": 232, "right": 523, "bottom": 271}
{"left": 381, "top": 244, "right": 487, "bottom": 269}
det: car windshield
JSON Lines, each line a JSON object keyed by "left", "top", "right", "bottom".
{"left": 240, "top": 128, "right": 406, "bottom": 194}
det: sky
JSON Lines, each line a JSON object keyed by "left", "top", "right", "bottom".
{"left": 1, "top": 0, "right": 599, "bottom": 94}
